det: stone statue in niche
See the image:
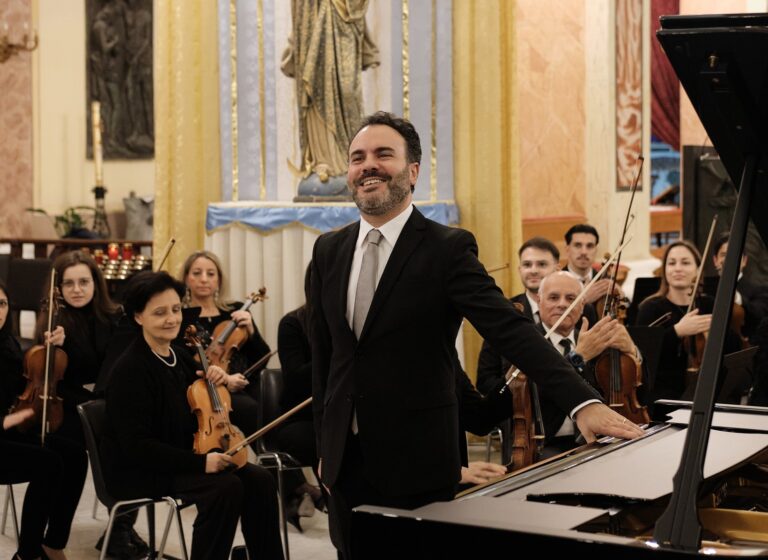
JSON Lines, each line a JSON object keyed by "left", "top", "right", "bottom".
{"left": 281, "top": 0, "right": 379, "bottom": 201}
{"left": 86, "top": 0, "right": 154, "bottom": 159}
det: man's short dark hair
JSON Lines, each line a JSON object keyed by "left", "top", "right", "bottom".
{"left": 713, "top": 232, "right": 730, "bottom": 257}
{"left": 353, "top": 111, "right": 422, "bottom": 165}
{"left": 564, "top": 224, "right": 599, "bottom": 245}
{"left": 518, "top": 237, "right": 560, "bottom": 261}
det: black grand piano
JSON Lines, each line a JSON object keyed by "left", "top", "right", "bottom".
{"left": 352, "top": 14, "right": 768, "bottom": 558}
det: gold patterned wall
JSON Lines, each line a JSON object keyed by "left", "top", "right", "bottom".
{"left": 516, "top": 0, "right": 586, "bottom": 219}
{"left": 615, "top": 0, "right": 642, "bottom": 190}
{"left": 0, "top": 0, "right": 33, "bottom": 237}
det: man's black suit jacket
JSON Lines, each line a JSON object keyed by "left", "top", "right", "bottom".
{"left": 310, "top": 208, "right": 601, "bottom": 498}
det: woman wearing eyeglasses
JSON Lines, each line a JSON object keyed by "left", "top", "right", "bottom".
{"left": 35, "top": 250, "right": 149, "bottom": 558}
{"left": 0, "top": 279, "right": 88, "bottom": 560}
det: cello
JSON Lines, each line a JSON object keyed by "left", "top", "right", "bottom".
{"left": 507, "top": 302, "right": 546, "bottom": 470}
{"left": 12, "top": 269, "right": 67, "bottom": 442}
{"left": 593, "top": 156, "right": 649, "bottom": 424}
{"left": 185, "top": 325, "right": 248, "bottom": 469}
{"left": 205, "top": 288, "right": 267, "bottom": 372}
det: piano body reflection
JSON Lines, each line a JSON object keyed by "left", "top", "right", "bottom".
{"left": 353, "top": 13, "right": 768, "bottom": 558}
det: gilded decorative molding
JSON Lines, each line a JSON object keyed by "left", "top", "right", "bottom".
{"left": 401, "top": 0, "right": 410, "bottom": 119}
{"left": 257, "top": 0, "right": 266, "bottom": 200}
{"left": 229, "top": 0, "right": 239, "bottom": 201}
{"left": 430, "top": 0, "right": 437, "bottom": 202}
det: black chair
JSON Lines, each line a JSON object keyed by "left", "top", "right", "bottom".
{"left": 0, "top": 485, "right": 20, "bottom": 543}
{"left": 6, "top": 257, "right": 52, "bottom": 348}
{"left": 77, "top": 399, "right": 190, "bottom": 560}
{"left": 257, "top": 368, "right": 307, "bottom": 560}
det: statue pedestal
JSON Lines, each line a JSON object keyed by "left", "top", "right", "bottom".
{"left": 293, "top": 173, "right": 351, "bottom": 202}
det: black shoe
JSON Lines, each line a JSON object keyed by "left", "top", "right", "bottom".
{"left": 95, "top": 528, "right": 145, "bottom": 560}
{"left": 127, "top": 527, "right": 150, "bottom": 556}
{"left": 284, "top": 495, "right": 303, "bottom": 533}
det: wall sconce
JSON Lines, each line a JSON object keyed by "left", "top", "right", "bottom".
{"left": 0, "top": 22, "right": 38, "bottom": 64}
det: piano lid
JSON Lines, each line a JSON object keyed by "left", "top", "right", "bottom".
{"left": 656, "top": 14, "right": 768, "bottom": 243}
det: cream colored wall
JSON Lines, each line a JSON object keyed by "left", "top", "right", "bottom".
{"left": 34, "top": 0, "right": 154, "bottom": 216}
{"left": 516, "top": 0, "right": 586, "bottom": 219}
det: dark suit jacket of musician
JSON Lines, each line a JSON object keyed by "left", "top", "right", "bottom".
{"left": 311, "top": 207, "right": 602, "bottom": 498}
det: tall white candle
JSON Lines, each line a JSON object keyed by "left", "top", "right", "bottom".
{"left": 92, "top": 101, "right": 103, "bottom": 186}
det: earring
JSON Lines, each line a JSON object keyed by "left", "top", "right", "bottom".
{"left": 183, "top": 287, "right": 191, "bottom": 306}
{"left": 214, "top": 289, "right": 220, "bottom": 305}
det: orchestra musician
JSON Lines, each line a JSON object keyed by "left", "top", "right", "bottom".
{"left": 0, "top": 280, "right": 88, "bottom": 560}
{"left": 178, "top": 250, "right": 271, "bottom": 451}
{"left": 563, "top": 224, "right": 619, "bottom": 306}
{"left": 635, "top": 240, "right": 740, "bottom": 417}
{"left": 101, "top": 271, "right": 283, "bottom": 560}
{"left": 476, "top": 236, "right": 596, "bottom": 396}
{"left": 310, "top": 111, "right": 643, "bottom": 559}
{"left": 34, "top": 250, "right": 147, "bottom": 558}
{"left": 711, "top": 232, "right": 768, "bottom": 343}
{"left": 274, "top": 264, "right": 324, "bottom": 530}
{"left": 535, "top": 271, "right": 643, "bottom": 456}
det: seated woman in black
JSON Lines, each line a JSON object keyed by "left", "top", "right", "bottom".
{"left": 274, "top": 265, "right": 324, "bottom": 528}
{"left": 0, "top": 280, "right": 88, "bottom": 560}
{"left": 636, "top": 240, "right": 739, "bottom": 417}
{"left": 178, "top": 251, "right": 271, "bottom": 443}
{"left": 102, "top": 271, "right": 283, "bottom": 560}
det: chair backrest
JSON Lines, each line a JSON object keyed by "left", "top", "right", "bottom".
{"left": 258, "top": 368, "right": 284, "bottom": 452}
{"left": 0, "top": 254, "right": 10, "bottom": 284}
{"left": 7, "top": 258, "right": 52, "bottom": 313}
{"left": 77, "top": 399, "right": 117, "bottom": 510}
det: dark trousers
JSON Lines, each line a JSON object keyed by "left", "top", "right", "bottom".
{"left": 272, "top": 420, "right": 318, "bottom": 496}
{"left": 0, "top": 432, "right": 88, "bottom": 558}
{"left": 170, "top": 463, "right": 283, "bottom": 560}
{"left": 328, "top": 434, "right": 456, "bottom": 560}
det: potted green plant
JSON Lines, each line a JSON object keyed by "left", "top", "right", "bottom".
{"left": 27, "top": 207, "right": 99, "bottom": 238}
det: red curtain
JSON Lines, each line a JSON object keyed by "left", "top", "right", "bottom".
{"left": 651, "top": 0, "right": 680, "bottom": 149}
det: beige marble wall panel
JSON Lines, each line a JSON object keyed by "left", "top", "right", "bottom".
{"left": 678, "top": 0, "right": 750, "bottom": 147}
{"left": 516, "top": 0, "right": 586, "bottom": 219}
{"left": 615, "top": 0, "right": 643, "bottom": 189}
{"left": 0, "top": 0, "right": 34, "bottom": 237}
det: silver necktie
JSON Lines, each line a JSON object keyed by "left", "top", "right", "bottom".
{"left": 352, "top": 229, "right": 383, "bottom": 338}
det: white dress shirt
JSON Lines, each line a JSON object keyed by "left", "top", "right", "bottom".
{"left": 549, "top": 331, "right": 578, "bottom": 437}
{"left": 525, "top": 292, "right": 540, "bottom": 324}
{"left": 346, "top": 204, "right": 414, "bottom": 329}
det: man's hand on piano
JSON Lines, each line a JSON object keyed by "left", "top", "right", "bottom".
{"left": 574, "top": 403, "right": 645, "bottom": 443}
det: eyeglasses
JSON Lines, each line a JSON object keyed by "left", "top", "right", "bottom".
{"left": 61, "top": 278, "right": 93, "bottom": 290}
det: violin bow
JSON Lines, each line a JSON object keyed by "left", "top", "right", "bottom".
{"left": 226, "top": 397, "right": 312, "bottom": 455}
{"left": 486, "top": 262, "right": 510, "bottom": 274}
{"left": 601, "top": 156, "right": 644, "bottom": 316}
{"left": 241, "top": 350, "right": 277, "bottom": 380}
{"left": 501, "top": 235, "right": 633, "bottom": 393}
{"left": 154, "top": 237, "right": 176, "bottom": 272}
{"left": 686, "top": 216, "right": 718, "bottom": 315}
{"left": 41, "top": 269, "right": 57, "bottom": 445}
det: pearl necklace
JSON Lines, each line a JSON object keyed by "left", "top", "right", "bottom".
{"left": 151, "top": 347, "right": 177, "bottom": 367}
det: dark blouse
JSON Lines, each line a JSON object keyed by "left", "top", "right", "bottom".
{"left": 102, "top": 336, "right": 206, "bottom": 499}
{"left": 179, "top": 303, "right": 270, "bottom": 375}
{"left": 635, "top": 294, "right": 740, "bottom": 407}
{"left": 0, "top": 332, "right": 25, "bottom": 439}
{"left": 276, "top": 308, "right": 311, "bottom": 421}
{"left": 56, "top": 305, "right": 122, "bottom": 407}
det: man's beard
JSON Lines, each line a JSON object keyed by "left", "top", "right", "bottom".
{"left": 351, "top": 166, "right": 411, "bottom": 216}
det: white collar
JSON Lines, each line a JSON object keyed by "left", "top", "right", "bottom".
{"left": 357, "top": 204, "right": 414, "bottom": 249}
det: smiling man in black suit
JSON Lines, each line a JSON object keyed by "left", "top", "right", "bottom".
{"left": 310, "top": 111, "right": 644, "bottom": 559}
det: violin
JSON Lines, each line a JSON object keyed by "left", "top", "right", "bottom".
{"left": 205, "top": 288, "right": 267, "bottom": 372}
{"left": 12, "top": 270, "right": 67, "bottom": 442}
{"left": 683, "top": 217, "right": 718, "bottom": 389}
{"left": 507, "top": 302, "right": 546, "bottom": 471}
{"left": 593, "top": 156, "right": 649, "bottom": 424}
{"left": 185, "top": 326, "right": 248, "bottom": 469}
